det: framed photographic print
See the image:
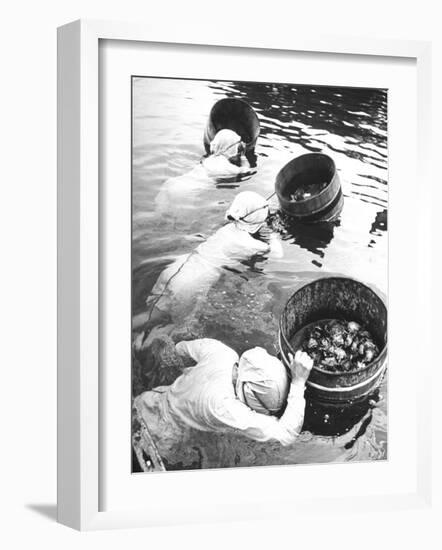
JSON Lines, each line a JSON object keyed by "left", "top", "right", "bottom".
{"left": 57, "top": 19, "right": 433, "bottom": 530}
{"left": 130, "top": 74, "right": 388, "bottom": 473}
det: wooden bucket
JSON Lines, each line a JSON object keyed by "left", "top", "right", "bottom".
{"left": 279, "top": 277, "right": 387, "bottom": 405}
{"left": 275, "top": 153, "right": 343, "bottom": 223}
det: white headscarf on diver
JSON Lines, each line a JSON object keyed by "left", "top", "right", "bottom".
{"left": 225, "top": 190, "right": 269, "bottom": 234}
{"left": 235, "top": 347, "right": 290, "bottom": 416}
{"left": 209, "top": 129, "right": 244, "bottom": 159}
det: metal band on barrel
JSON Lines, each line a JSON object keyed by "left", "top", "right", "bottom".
{"left": 278, "top": 331, "right": 387, "bottom": 393}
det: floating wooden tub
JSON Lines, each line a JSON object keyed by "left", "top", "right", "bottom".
{"left": 279, "top": 277, "right": 387, "bottom": 405}
{"left": 203, "top": 98, "right": 260, "bottom": 154}
{"left": 275, "top": 153, "right": 343, "bottom": 223}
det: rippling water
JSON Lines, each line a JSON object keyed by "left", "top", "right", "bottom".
{"left": 132, "top": 77, "right": 388, "bottom": 470}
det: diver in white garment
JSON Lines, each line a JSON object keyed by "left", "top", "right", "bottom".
{"left": 133, "top": 338, "right": 313, "bottom": 453}
{"left": 155, "top": 129, "right": 253, "bottom": 217}
{"left": 133, "top": 190, "right": 283, "bottom": 345}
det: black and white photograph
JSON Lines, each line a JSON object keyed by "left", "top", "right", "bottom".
{"left": 131, "top": 76, "right": 388, "bottom": 473}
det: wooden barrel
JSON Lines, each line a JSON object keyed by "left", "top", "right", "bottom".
{"left": 275, "top": 153, "right": 343, "bottom": 223}
{"left": 278, "top": 277, "right": 387, "bottom": 405}
{"left": 203, "top": 98, "right": 260, "bottom": 154}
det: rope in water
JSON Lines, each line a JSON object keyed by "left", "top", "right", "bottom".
{"left": 141, "top": 190, "right": 278, "bottom": 332}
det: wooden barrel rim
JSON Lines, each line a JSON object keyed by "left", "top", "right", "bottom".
{"left": 278, "top": 276, "right": 387, "bottom": 377}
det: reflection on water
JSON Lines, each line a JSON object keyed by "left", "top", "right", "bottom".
{"left": 218, "top": 81, "right": 387, "bottom": 161}
{"left": 269, "top": 211, "right": 341, "bottom": 264}
{"left": 132, "top": 77, "right": 388, "bottom": 470}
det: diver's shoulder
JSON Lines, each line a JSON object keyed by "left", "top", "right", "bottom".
{"left": 213, "top": 222, "right": 241, "bottom": 239}
{"left": 203, "top": 338, "right": 238, "bottom": 356}
{"left": 218, "top": 222, "right": 247, "bottom": 237}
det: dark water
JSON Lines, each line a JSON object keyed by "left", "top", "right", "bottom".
{"left": 132, "top": 77, "right": 388, "bottom": 469}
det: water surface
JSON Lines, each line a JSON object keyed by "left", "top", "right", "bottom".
{"left": 132, "top": 77, "right": 388, "bottom": 469}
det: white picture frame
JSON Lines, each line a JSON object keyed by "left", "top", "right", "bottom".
{"left": 57, "top": 19, "right": 433, "bottom": 531}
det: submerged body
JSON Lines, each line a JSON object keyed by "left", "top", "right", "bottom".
{"left": 135, "top": 191, "right": 283, "bottom": 335}
{"left": 145, "top": 223, "right": 272, "bottom": 320}
{"left": 155, "top": 129, "right": 252, "bottom": 216}
{"left": 133, "top": 339, "right": 311, "bottom": 459}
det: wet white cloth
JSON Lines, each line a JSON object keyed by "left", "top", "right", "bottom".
{"left": 235, "top": 347, "right": 290, "bottom": 415}
{"left": 201, "top": 155, "right": 248, "bottom": 177}
{"left": 209, "top": 129, "right": 243, "bottom": 157}
{"left": 133, "top": 338, "right": 307, "bottom": 446}
{"left": 155, "top": 130, "right": 248, "bottom": 214}
{"left": 225, "top": 191, "right": 269, "bottom": 234}
{"left": 145, "top": 223, "right": 269, "bottom": 319}
{"left": 145, "top": 193, "right": 273, "bottom": 320}
{"left": 203, "top": 129, "right": 248, "bottom": 177}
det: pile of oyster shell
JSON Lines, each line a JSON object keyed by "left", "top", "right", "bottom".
{"left": 300, "top": 319, "right": 380, "bottom": 372}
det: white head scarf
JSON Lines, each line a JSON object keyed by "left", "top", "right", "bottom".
{"left": 235, "top": 347, "right": 290, "bottom": 416}
{"left": 210, "top": 129, "right": 243, "bottom": 158}
{"left": 225, "top": 191, "right": 269, "bottom": 234}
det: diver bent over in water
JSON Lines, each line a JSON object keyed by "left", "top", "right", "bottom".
{"left": 133, "top": 339, "right": 313, "bottom": 448}
{"left": 155, "top": 129, "right": 252, "bottom": 214}
{"left": 133, "top": 190, "right": 283, "bottom": 346}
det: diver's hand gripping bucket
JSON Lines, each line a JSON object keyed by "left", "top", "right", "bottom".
{"left": 204, "top": 98, "right": 260, "bottom": 159}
